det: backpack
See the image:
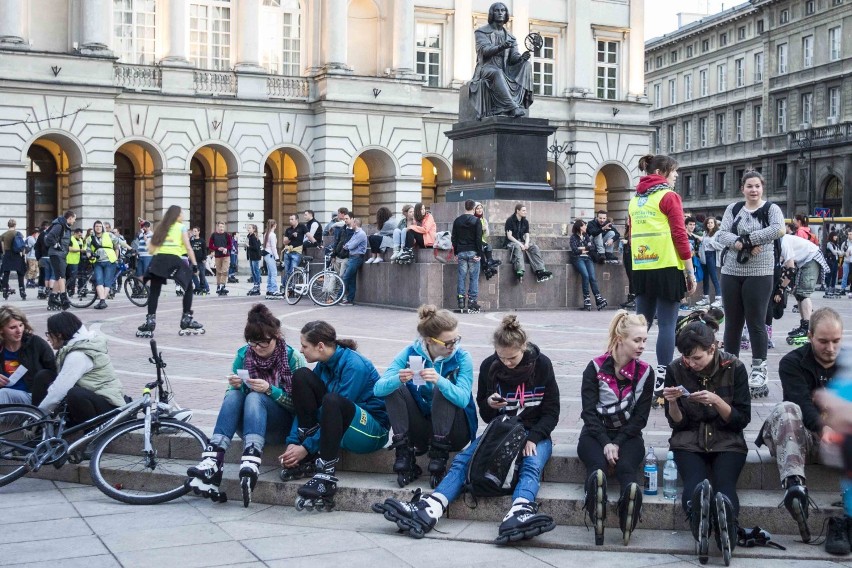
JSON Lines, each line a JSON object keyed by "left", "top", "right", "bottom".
{"left": 464, "top": 414, "right": 527, "bottom": 497}
{"left": 11, "top": 232, "right": 26, "bottom": 254}
{"left": 433, "top": 230, "right": 454, "bottom": 263}
{"left": 722, "top": 201, "right": 781, "bottom": 267}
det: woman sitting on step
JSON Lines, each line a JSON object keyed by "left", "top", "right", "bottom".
{"left": 662, "top": 310, "right": 751, "bottom": 565}
{"left": 185, "top": 304, "right": 305, "bottom": 506}
{"left": 373, "top": 314, "right": 560, "bottom": 546}
{"left": 397, "top": 203, "right": 436, "bottom": 264}
{"left": 366, "top": 207, "right": 397, "bottom": 264}
{"left": 578, "top": 310, "right": 653, "bottom": 547}
{"left": 374, "top": 305, "right": 477, "bottom": 488}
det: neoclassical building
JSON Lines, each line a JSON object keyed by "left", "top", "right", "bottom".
{"left": 0, "top": 0, "right": 649, "bottom": 238}
{"left": 645, "top": 0, "right": 852, "bottom": 219}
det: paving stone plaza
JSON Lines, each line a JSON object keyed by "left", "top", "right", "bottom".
{"left": 2, "top": 283, "right": 852, "bottom": 567}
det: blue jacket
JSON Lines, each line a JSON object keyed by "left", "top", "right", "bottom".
{"left": 375, "top": 339, "right": 478, "bottom": 442}
{"left": 286, "top": 346, "right": 388, "bottom": 453}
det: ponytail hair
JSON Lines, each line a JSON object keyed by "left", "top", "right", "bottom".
{"left": 492, "top": 314, "right": 527, "bottom": 349}
{"left": 638, "top": 154, "right": 679, "bottom": 178}
{"left": 301, "top": 320, "right": 357, "bottom": 351}
{"left": 244, "top": 303, "right": 282, "bottom": 343}
{"left": 606, "top": 310, "right": 648, "bottom": 354}
{"left": 416, "top": 304, "right": 457, "bottom": 339}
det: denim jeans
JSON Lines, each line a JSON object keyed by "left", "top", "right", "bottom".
{"left": 594, "top": 230, "right": 616, "bottom": 255}
{"left": 263, "top": 254, "right": 279, "bottom": 293}
{"left": 701, "top": 251, "right": 721, "bottom": 296}
{"left": 343, "top": 254, "right": 365, "bottom": 302}
{"left": 250, "top": 259, "right": 261, "bottom": 286}
{"left": 192, "top": 268, "right": 209, "bottom": 292}
{"left": 841, "top": 262, "right": 852, "bottom": 291}
{"left": 283, "top": 252, "right": 302, "bottom": 285}
{"left": 571, "top": 256, "right": 600, "bottom": 296}
{"left": 209, "top": 389, "right": 293, "bottom": 452}
{"left": 93, "top": 261, "right": 117, "bottom": 288}
{"left": 434, "top": 432, "right": 553, "bottom": 504}
{"left": 393, "top": 228, "right": 407, "bottom": 249}
{"left": 136, "top": 255, "right": 152, "bottom": 278}
{"left": 456, "top": 251, "right": 480, "bottom": 299}
{"left": 229, "top": 253, "right": 238, "bottom": 275}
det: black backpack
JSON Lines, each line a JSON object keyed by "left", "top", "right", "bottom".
{"left": 721, "top": 201, "right": 782, "bottom": 267}
{"left": 464, "top": 414, "right": 527, "bottom": 497}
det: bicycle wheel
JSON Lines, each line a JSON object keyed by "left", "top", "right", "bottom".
{"left": 123, "top": 276, "right": 150, "bottom": 307}
{"left": 308, "top": 271, "right": 345, "bottom": 306}
{"left": 285, "top": 269, "right": 308, "bottom": 305}
{"left": 89, "top": 417, "right": 208, "bottom": 505}
{"left": 0, "top": 405, "right": 48, "bottom": 487}
{"left": 69, "top": 270, "right": 98, "bottom": 309}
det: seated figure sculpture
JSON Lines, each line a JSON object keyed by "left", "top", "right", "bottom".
{"left": 469, "top": 3, "right": 533, "bottom": 119}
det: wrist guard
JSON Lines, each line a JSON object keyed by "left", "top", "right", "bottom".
{"left": 780, "top": 265, "right": 797, "bottom": 285}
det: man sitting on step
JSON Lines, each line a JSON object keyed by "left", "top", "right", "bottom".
{"left": 504, "top": 203, "right": 552, "bottom": 283}
{"left": 755, "top": 307, "right": 843, "bottom": 544}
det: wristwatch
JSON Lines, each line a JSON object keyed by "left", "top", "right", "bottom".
{"left": 265, "top": 386, "right": 273, "bottom": 396}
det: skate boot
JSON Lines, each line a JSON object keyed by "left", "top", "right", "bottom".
{"left": 495, "top": 500, "right": 555, "bottom": 545}
{"left": 185, "top": 444, "right": 227, "bottom": 503}
{"left": 483, "top": 267, "right": 497, "bottom": 280}
{"left": 2, "top": 287, "right": 8, "bottom": 301}
{"left": 582, "top": 294, "right": 592, "bottom": 311}
{"left": 136, "top": 314, "right": 156, "bottom": 338}
{"left": 390, "top": 246, "right": 401, "bottom": 262}
{"left": 18, "top": 287, "right": 25, "bottom": 301}
{"left": 179, "top": 311, "right": 205, "bottom": 336}
{"left": 535, "top": 270, "right": 553, "bottom": 283}
{"left": 582, "top": 469, "right": 607, "bottom": 546}
{"left": 786, "top": 320, "right": 809, "bottom": 346}
{"left": 712, "top": 491, "right": 737, "bottom": 566}
{"left": 594, "top": 293, "right": 608, "bottom": 311}
{"left": 456, "top": 294, "right": 466, "bottom": 313}
{"left": 175, "top": 285, "right": 184, "bottom": 297}
{"left": 467, "top": 298, "right": 481, "bottom": 314}
{"left": 37, "top": 287, "right": 47, "bottom": 300}
{"left": 783, "top": 476, "right": 813, "bottom": 543}
{"left": 652, "top": 364, "right": 666, "bottom": 408}
{"left": 46, "top": 293, "right": 62, "bottom": 311}
{"left": 767, "top": 325, "right": 775, "bottom": 349}
{"left": 279, "top": 425, "right": 319, "bottom": 481}
{"left": 246, "top": 286, "right": 261, "bottom": 296}
{"left": 618, "top": 482, "right": 642, "bottom": 546}
{"left": 372, "top": 487, "right": 445, "bottom": 539}
{"left": 239, "top": 443, "right": 262, "bottom": 508}
{"left": 748, "top": 360, "right": 769, "bottom": 398}
{"left": 218, "top": 285, "right": 230, "bottom": 296}
{"left": 427, "top": 437, "right": 450, "bottom": 488}
{"left": 228, "top": 275, "right": 238, "bottom": 284}
{"left": 397, "top": 247, "right": 415, "bottom": 265}
{"left": 620, "top": 294, "right": 636, "bottom": 310}
{"left": 390, "top": 434, "right": 421, "bottom": 488}
{"left": 694, "top": 295, "right": 710, "bottom": 307}
{"left": 94, "top": 299, "right": 107, "bottom": 310}
{"left": 265, "top": 289, "right": 283, "bottom": 300}
{"left": 792, "top": 304, "right": 800, "bottom": 313}
{"left": 688, "top": 479, "right": 713, "bottom": 565}
{"left": 295, "top": 457, "right": 338, "bottom": 512}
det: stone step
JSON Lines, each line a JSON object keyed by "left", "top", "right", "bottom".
{"left": 32, "top": 457, "right": 843, "bottom": 537}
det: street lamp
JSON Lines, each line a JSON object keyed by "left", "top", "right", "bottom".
{"left": 797, "top": 135, "right": 813, "bottom": 215}
{"left": 547, "top": 140, "right": 569, "bottom": 191}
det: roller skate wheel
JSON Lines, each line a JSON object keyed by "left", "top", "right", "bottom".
{"left": 408, "top": 525, "right": 424, "bottom": 539}
{"left": 294, "top": 496, "right": 307, "bottom": 511}
{"left": 430, "top": 474, "right": 440, "bottom": 488}
{"left": 371, "top": 503, "right": 386, "bottom": 514}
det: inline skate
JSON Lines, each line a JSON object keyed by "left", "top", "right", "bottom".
{"left": 618, "top": 482, "right": 642, "bottom": 546}
{"left": 712, "top": 492, "right": 737, "bottom": 566}
{"left": 279, "top": 425, "right": 319, "bottom": 481}
{"left": 427, "top": 437, "right": 450, "bottom": 488}
{"left": 494, "top": 500, "right": 555, "bottom": 545}
{"left": 396, "top": 247, "right": 415, "bottom": 265}
{"left": 239, "top": 444, "right": 262, "bottom": 508}
{"left": 46, "top": 293, "right": 62, "bottom": 311}
{"left": 390, "top": 434, "right": 421, "bottom": 488}
{"left": 295, "top": 457, "right": 338, "bottom": 512}
{"left": 594, "top": 293, "right": 608, "bottom": 311}
{"left": 136, "top": 314, "right": 156, "bottom": 338}
{"left": 179, "top": 311, "right": 205, "bottom": 336}
{"left": 582, "top": 469, "right": 607, "bottom": 546}
{"left": 185, "top": 444, "right": 227, "bottom": 503}
{"left": 372, "top": 488, "right": 444, "bottom": 539}
{"left": 246, "top": 286, "right": 261, "bottom": 296}
{"left": 688, "top": 479, "right": 713, "bottom": 565}
{"left": 582, "top": 294, "right": 592, "bottom": 311}
{"left": 749, "top": 360, "right": 769, "bottom": 398}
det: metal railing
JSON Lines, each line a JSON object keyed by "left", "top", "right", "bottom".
{"left": 114, "top": 64, "right": 161, "bottom": 90}
{"left": 788, "top": 122, "right": 852, "bottom": 148}
{"left": 266, "top": 76, "right": 311, "bottom": 100}
{"left": 193, "top": 70, "right": 237, "bottom": 96}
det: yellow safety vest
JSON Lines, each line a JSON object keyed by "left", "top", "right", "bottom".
{"left": 67, "top": 236, "right": 84, "bottom": 265}
{"left": 628, "top": 189, "right": 684, "bottom": 271}
{"left": 90, "top": 232, "right": 117, "bottom": 263}
{"left": 155, "top": 222, "right": 187, "bottom": 257}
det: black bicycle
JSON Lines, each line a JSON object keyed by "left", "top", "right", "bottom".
{"left": 0, "top": 340, "right": 208, "bottom": 505}
{"left": 69, "top": 251, "right": 149, "bottom": 309}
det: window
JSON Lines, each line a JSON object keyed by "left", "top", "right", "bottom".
{"left": 806, "top": 1, "right": 815, "bottom": 15}
{"left": 829, "top": 27, "right": 841, "bottom": 61}
{"left": 699, "top": 69, "right": 708, "bottom": 96}
{"left": 668, "top": 124, "right": 676, "bottom": 153}
{"left": 736, "top": 169, "right": 745, "bottom": 187}
{"left": 656, "top": 55, "right": 663, "bottom": 67}
{"left": 670, "top": 50, "right": 678, "bottom": 63}
{"left": 596, "top": 41, "right": 619, "bottom": 100}
{"left": 532, "top": 35, "right": 555, "bottom": 95}
{"left": 699, "top": 117, "right": 708, "bottom": 147}
{"left": 801, "top": 93, "right": 813, "bottom": 125}
{"left": 803, "top": 35, "right": 813, "bottom": 68}
{"left": 780, "top": 9, "right": 789, "bottom": 24}
{"left": 753, "top": 53, "right": 763, "bottom": 82}
{"left": 699, "top": 173, "right": 708, "bottom": 195}
{"left": 777, "top": 43, "right": 787, "bottom": 74}
{"left": 717, "top": 63, "right": 726, "bottom": 92}
{"left": 738, "top": 26, "right": 746, "bottom": 40}
{"left": 720, "top": 32, "right": 728, "bottom": 47}
{"left": 735, "top": 58, "right": 744, "bottom": 87}
{"left": 684, "top": 120, "right": 692, "bottom": 150}
{"left": 702, "top": 39, "right": 710, "bottom": 52}
{"left": 684, "top": 74, "right": 692, "bottom": 101}
{"left": 260, "top": 0, "right": 301, "bottom": 76}
{"left": 776, "top": 98, "right": 787, "bottom": 133}
{"left": 669, "top": 78, "right": 677, "bottom": 105}
{"left": 735, "top": 109, "right": 743, "bottom": 141}
{"left": 828, "top": 87, "right": 841, "bottom": 120}
{"left": 687, "top": 44, "right": 694, "bottom": 58}
{"left": 190, "top": 1, "right": 232, "bottom": 70}
{"left": 833, "top": 0, "right": 843, "bottom": 5}
{"left": 113, "top": 0, "right": 157, "bottom": 65}
{"left": 716, "top": 113, "right": 726, "bottom": 144}
{"left": 654, "top": 83, "right": 661, "bottom": 108}
{"left": 757, "top": 19, "right": 765, "bottom": 34}
{"left": 717, "top": 171, "right": 727, "bottom": 195}
{"left": 754, "top": 104, "right": 763, "bottom": 136}
{"left": 777, "top": 163, "right": 788, "bottom": 187}
{"left": 653, "top": 127, "right": 661, "bottom": 153}
{"left": 684, "top": 175, "right": 693, "bottom": 197}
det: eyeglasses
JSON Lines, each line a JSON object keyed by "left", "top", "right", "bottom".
{"left": 248, "top": 338, "right": 274, "bottom": 349}
{"left": 430, "top": 336, "right": 461, "bottom": 349}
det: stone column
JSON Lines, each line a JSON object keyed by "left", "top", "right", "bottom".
{"left": 392, "top": 0, "right": 416, "bottom": 77}
{"left": 0, "top": 163, "right": 28, "bottom": 231}
{"left": 235, "top": 0, "right": 265, "bottom": 72}
{"left": 228, "top": 174, "right": 266, "bottom": 268}
{"left": 153, "top": 169, "right": 191, "bottom": 223}
{"left": 161, "top": 0, "right": 191, "bottom": 66}
{"left": 0, "top": 0, "right": 26, "bottom": 48}
{"left": 80, "top": 0, "right": 113, "bottom": 55}
{"left": 321, "top": 0, "right": 350, "bottom": 72}
{"left": 452, "top": 0, "right": 473, "bottom": 87}
{"left": 68, "top": 164, "right": 116, "bottom": 229}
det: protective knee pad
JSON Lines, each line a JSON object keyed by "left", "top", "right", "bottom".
{"left": 794, "top": 293, "right": 807, "bottom": 303}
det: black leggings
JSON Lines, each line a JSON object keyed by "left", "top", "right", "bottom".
{"left": 1, "top": 271, "right": 24, "bottom": 291}
{"left": 29, "top": 369, "right": 57, "bottom": 407}
{"left": 405, "top": 231, "right": 426, "bottom": 249}
{"left": 577, "top": 432, "right": 645, "bottom": 490}
{"left": 383, "top": 386, "right": 470, "bottom": 452}
{"left": 623, "top": 245, "right": 634, "bottom": 296}
{"left": 674, "top": 450, "right": 747, "bottom": 516}
{"left": 147, "top": 274, "right": 193, "bottom": 315}
{"left": 290, "top": 368, "right": 355, "bottom": 462}
{"left": 368, "top": 234, "right": 384, "bottom": 254}
{"left": 721, "top": 274, "right": 773, "bottom": 361}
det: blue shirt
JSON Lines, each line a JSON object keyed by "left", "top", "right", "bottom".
{"left": 344, "top": 228, "right": 368, "bottom": 256}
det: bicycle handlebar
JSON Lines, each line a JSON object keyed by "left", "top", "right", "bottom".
{"left": 150, "top": 339, "right": 158, "bottom": 360}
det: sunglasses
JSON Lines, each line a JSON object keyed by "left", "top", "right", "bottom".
{"left": 248, "top": 338, "right": 274, "bottom": 349}
{"left": 430, "top": 336, "right": 461, "bottom": 349}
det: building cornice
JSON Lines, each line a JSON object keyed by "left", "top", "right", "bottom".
{"left": 645, "top": 1, "right": 758, "bottom": 53}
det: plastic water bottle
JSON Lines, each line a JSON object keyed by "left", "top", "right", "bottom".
{"left": 643, "top": 447, "right": 658, "bottom": 496}
{"left": 663, "top": 451, "right": 678, "bottom": 500}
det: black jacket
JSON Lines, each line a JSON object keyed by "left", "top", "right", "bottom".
{"left": 246, "top": 233, "right": 262, "bottom": 261}
{"left": 44, "top": 217, "right": 71, "bottom": 256}
{"left": 451, "top": 213, "right": 483, "bottom": 255}
{"left": 190, "top": 236, "right": 207, "bottom": 259}
{"left": 587, "top": 218, "right": 621, "bottom": 241}
{"left": 477, "top": 344, "right": 560, "bottom": 445}
{"left": 504, "top": 214, "right": 530, "bottom": 244}
{"left": 8, "top": 333, "right": 57, "bottom": 390}
{"left": 778, "top": 343, "right": 837, "bottom": 434}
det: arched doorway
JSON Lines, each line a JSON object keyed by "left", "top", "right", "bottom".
{"left": 27, "top": 145, "right": 59, "bottom": 233}
{"left": 347, "top": 0, "right": 379, "bottom": 76}
{"left": 188, "top": 145, "right": 238, "bottom": 235}
{"left": 114, "top": 153, "right": 135, "bottom": 239}
{"left": 822, "top": 175, "right": 842, "bottom": 215}
{"left": 422, "top": 157, "right": 451, "bottom": 205}
{"left": 594, "top": 163, "right": 632, "bottom": 225}
{"left": 263, "top": 147, "right": 311, "bottom": 240}
{"left": 115, "top": 140, "right": 163, "bottom": 234}
{"left": 352, "top": 149, "right": 397, "bottom": 219}
{"left": 189, "top": 158, "right": 207, "bottom": 237}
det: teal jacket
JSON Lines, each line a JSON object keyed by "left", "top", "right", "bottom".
{"left": 374, "top": 339, "right": 477, "bottom": 442}
{"left": 230, "top": 343, "right": 306, "bottom": 412}
{"left": 286, "top": 346, "right": 389, "bottom": 454}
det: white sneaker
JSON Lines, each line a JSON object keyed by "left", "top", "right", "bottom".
{"left": 373, "top": 257, "right": 383, "bottom": 263}
{"left": 365, "top": 258, "right": 375, "bottom": 264}
{"left": 711, "top": 299, "right": 722, "bottom": 308}
{"left": 695, "top": 297, "right": 710, "bottom": 307}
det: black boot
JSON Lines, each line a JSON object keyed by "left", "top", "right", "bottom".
{"left": 390, "top": 434, "right": 421, "bottom": 488}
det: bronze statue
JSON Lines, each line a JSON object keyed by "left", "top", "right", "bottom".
{"left": 469, "top": 2, "right": 534, "bottom": 120}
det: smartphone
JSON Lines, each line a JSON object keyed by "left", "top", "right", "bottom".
{"left": 492, "top": 394, "right": 507, "bottom": 403}
{"left": 677, "top": 385, "right": 691, "bottom": 397}
{"left": 237, "top": 369, "right": 250, "bottom": 385}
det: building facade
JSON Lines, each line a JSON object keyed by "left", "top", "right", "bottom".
{"left": 0, "top": 0, "right": 649, "bottom": 239}
{"left": 645, "top": 0, "right": 852, "bottom": 220}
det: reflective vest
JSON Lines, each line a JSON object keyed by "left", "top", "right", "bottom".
{"left": 156, "top": 222, "right": 187, "bottom": 257}
{"left": 628, "top": 189, "right": 684, "bottom": 271}
{"left": 90, "top": 232, "right": 117, "bottom": 263}
{"left": 67, "top": 236, "right": 84, "bottom": 265}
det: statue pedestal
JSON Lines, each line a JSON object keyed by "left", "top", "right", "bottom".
{"left": 444, "top": 115, "right": 557, "bottom": 202}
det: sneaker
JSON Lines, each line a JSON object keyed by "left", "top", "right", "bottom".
{"left": 364, "top": 258, "right": 374, "bottom": 264}
{"left": 679, "top": 303, "right": 690, "bottom": 311}
{"left": 710, "top": 299, "right": 723, "bottom": 308}
{"left": 825, "top": 516, "right": 851, "bottom": 555}
{"left": 373, "top": 257, "right": 383, "bottom": 263}
{"left": 695, "top": 296, "right": 710, "bottom": 307}
{"left": 340, "top": 299, "right": 354, "bottom": 306}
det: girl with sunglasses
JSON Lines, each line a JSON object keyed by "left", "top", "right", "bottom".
{"left": 374, "top": 305, "right": 477, "bottom": 488}
{"left": 186, "top": 304, "right": 305, "bottom": 506}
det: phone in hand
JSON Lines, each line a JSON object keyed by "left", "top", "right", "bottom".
{"left": 677, "top": 385, "right": 691, "bottom": 397}
{"left": 492, "top": 394, "right": 507, "bottom": 403}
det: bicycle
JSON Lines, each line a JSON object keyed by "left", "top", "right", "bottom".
{"left": 0, "top": 340, "right": 208, "bottom": 505}
{"left": 69, "top": 252, "right": 149, "bottom": 309}
{"left": 284, "top": 248, "right": 345, "bottom": 306}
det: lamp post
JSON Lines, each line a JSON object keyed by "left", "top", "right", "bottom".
{"left": 547, "top": 140, "right": 569, "bottom": 191}
{"left": 797, "top": 136, "right": 813, "bottom": 216}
